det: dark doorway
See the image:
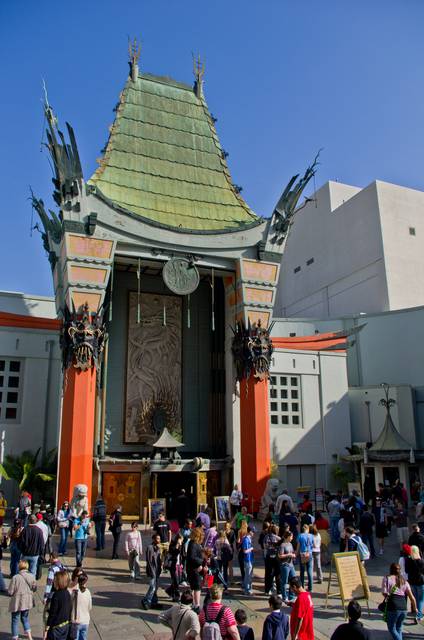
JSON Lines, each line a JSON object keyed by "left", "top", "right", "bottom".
{"left": 383, "top": 467, "right": 400, "bottom": 488}
{"left": 155, "top": 472, "right": 197, "bottom": 520}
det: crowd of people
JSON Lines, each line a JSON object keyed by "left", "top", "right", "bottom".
{"left": 0, "top": 480, "right": 423, "bottom": 640}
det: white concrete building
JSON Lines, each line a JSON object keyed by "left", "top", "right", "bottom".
{"left": 0, "top": 291, "right": 61, "bottom": 503}
{"left": 268, "top": 325, "right": 352, "bottom": 497}
{"left": 276, "top": 180, "right": 424, "bottom": 318}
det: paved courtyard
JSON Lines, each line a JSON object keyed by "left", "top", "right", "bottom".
{"left": 0, "top": 525, "right": 423, "bottom": 639}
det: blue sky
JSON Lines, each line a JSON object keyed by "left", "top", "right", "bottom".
{"left": 1, "top": 0, "right": 423, "bottom": 296}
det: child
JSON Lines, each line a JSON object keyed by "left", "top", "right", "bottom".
{"left": 71, "top": 572, "right": 92, "bottom": 640}
{"left": 235, "top": 608, "right": 255, "bottom": 640}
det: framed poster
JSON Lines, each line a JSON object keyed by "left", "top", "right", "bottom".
{"left": 326, "top": 552, "right": 370, "bottom": 618}
{"left": 148, "top": 498, "right": 166, "bottom": 526}
{"left": 125, "top": 292, "right": 182, "bottom": 444}
{"left": 215, "top": 496, "right": 230, "bottom": 524}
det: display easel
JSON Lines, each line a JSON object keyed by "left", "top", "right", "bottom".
{"left": 325, "top": 551, "right": 370, "bottom": 619}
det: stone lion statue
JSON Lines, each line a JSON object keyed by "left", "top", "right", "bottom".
{"left": 70, "top": 484, "right": 89, "bottom": 517}
{"left": 258, "top": 477, "right": 281, "bottom": 520}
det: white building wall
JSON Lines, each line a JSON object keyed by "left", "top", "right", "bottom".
{"left": 270, "top": 348, "right": 351, "bottom": 495}
{"left": 0, "top": 291, "right": 58, "bottom": 318}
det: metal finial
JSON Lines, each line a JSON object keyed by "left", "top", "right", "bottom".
{"left": 41, "top": 78, "right": 57, "bottom": 128}
{"left": 128, "top": 37, "right": 141, "bottom": 81}
{"left": 192, "top": 53, "right": 205, "bottom": 98}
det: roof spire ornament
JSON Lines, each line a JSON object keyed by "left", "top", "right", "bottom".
{"left": 42, "top": 78, "right": 58, "bottom": 128}
{"left": 192, "top": 53, "right": 205, "bottom": 98}
{"left": 128, "top": 37, "right": 141, "bottom": 82}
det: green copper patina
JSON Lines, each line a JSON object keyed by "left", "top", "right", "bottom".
{"left": 89, "top": 71, "right": 261, "bottom": 232}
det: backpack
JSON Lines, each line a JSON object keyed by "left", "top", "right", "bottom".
{"left": 351, "top": 534, "right": 370, "bottom": 561}
{"left": 202, "top": 605, "right": 225, "bottom": 640}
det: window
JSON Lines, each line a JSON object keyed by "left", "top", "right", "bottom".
{"left": 409, "top": 227, "right": 416, "bottom": 236}
{"left": 0, "top": 358, "right": 23, "bottom": 422}
{"left": 269, "top": 374, "right": 302, "bottom": 427}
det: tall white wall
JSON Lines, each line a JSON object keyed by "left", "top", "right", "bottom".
{"left": 0, "top": 291, "right": 57, "bottom": 318}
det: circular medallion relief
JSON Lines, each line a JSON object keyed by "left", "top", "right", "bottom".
{"left": 162, "top": 257, "right": 200, "bottom": 295}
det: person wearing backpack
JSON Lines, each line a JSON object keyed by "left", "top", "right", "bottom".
{"left": 262, "top": 594, "right": 289, "bottom": 640}
{"left": 344, "top": 527, "right": 370, "bottom": 563}
{"left": 92, "top": 495, "right": 107, "bottom": 551}
{"left": 199, "top": 583, "right": 239, "bottom": 640}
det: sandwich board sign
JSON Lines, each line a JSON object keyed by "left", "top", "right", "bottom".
{"left": 325, "top": 552, "right": 370, "bottom": 618}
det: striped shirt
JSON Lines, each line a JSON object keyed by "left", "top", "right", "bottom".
{"left": 199, "top": 602, "right": 236, "bottom": 638}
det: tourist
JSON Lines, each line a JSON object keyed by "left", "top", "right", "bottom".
{"left": 262, "top": 594, "right": 289, "bottom": 640}
{"left": 242, "top": 526, "right": 255, "bottom": 596}
{"left": 141, "top": 533, "right": 162, "bottom": 610}
{"left": 69, "top": 567, "right": 85, "bottom": 591}
{"left": 279, "top": 530, "right": 296, "bottom": 603}
{"left": 45, "top": 569, "right": 72, "bottom": 639}
{"left": 382, "top": 562, "right": 417, "bottom": 640}
{"left": 0, "top": 489, "right": 7, "bottom": 529}
{"left": 299, "top": 494, "right": 313, "bottom": 515}
{"left": 415, "top": 502, "right": 424, "bottom": 533}
{"left": 199, "top": 583, "right": 239, "bottom": 640}
{"left": 288, "top": 576, "right": 314, "bottom": 640}
{"left": 299, "top": 508, "right": 314, "bottom": 529}
{"left": 275, "top": 490, "right": 295, "bottom": 516}
{"left": 109, "top": 504, "right": 123, "bottom": 560}
{"left": 236, "top": 521, "right": 248, "bottom": 582}
{"left": 195, "top": 505, "right": 210, "bottom": 529}
{"left": 152, "top": 511, "right": 172, "bottom": 562}
{"left": 398, "top": 544, "right": 411, "bottom": 580}
{"left": 278, "top": 502, "right": 298, "bottom": 544}
{"left": 235, "top": 608, "right": 254, "bottom": 640}
{"left": 258, "top": 521, "right": 270, "bottom": 559}
{"left": 263, "top": 524, "right": 281, "bottom": 595}
{"left": 338, "top": 510, "right": 347, "bottom": 553}
{"left": 92, "top": 495, "right": 107, "bottom": 551}
{"left": 43, "top": 553, "right": 65, "bottom": 603}
{"left": 19, "top": 514, "right": 45, "bottom": 576}
{"left": 125, "top": 521, "right": 142, "bottom": 579}
{"left": 359, "top": 505, "right": 376, "bottom": 558}
{"left": 44, "top": 508, "right": 56, "bottom": 559}
{"left": 204, "top": 519, "right": 218, "bottom": 550}
{"left": 311, "top": 525, "right": 323, "bottom": 584}
{"left": 229, "top": 484, "right": 244, "bottom": 517}
{"left": 330, "top": 599, "right": 371, "bottom": 639}
{"left": 186, "top": 527, "right": 204, "bottom": 612}
{"left": 159, "top": 587, "right": 201, "bottom": 640}
{"left": 166, "top": 533, "right": 184, "bottom": 602}
{"left": 327, "top": 495, "right": 341, "bottom": 544}
{"left": 405, "top": 545, "right": 424, "bottom": 622}
{"left": 215, "top": 529, "right": 233, "bottom": 586}
{"left": 383, "top": 495, "right": 395, "bottom": 534}
{"left": 314, "top": 511, "right": 329, "bottom": 531}
{"left": 56, "top": 501, "right": 71, "bottom": 556}
{"left": 373, "top": 496, "right": 388, "bottom": 555}
{"left": 35, "top": 512, "right": 49, "bottom": 546}
{"left": 393, "top": 499, "right": 409, "bottom": 549}
{"left": 71, "top": 572, "right": 92, "bottom": 640}
{"left": 8, "top": 559, "right": 36, "bottom": 640}
{"left": 297, "top": 524, "right": 314, "bottom": 592}
{"left": 408, "top": 523, "right": 424, "bottom": 554}
{"left": 0, "top": 538, "right": 5, "bottom": 592}
{"left": 8, "top": 519, "right": 23, "bottom": 577}
{"left": 73, "top": 510, "right": 91, "bottom": 567}
{"left": 175, "top": 489, "right": 191, "bottom": 529}
{"left": 224, "top": 520, "right": 236, "bottom": 582}
{"left": 16, "top": 491, "right": 31, "bottom": 527}
{"left": 234, "top": 506, "right": 252, "bottom": 532}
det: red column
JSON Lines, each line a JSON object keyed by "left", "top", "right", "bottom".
{"left": 57, "top": 367, "right": 96, "bottom": 508}
{"left": 240, "top": 377, "right": 271, "bottom": 509}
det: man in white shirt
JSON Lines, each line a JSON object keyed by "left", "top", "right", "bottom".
{"left": 35, "top": 512, "right": 49, "bottom": 545}
{"left": 327, "top": 496, "right": 342, "bottom": 544}
{"left": 275, "top": 490, "right": 294, "bottom": 515}
{"left": 229, "top": 484, "right": 243, "bottom": 517}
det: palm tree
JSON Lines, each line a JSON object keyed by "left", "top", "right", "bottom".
{"left": 0, "top": 448, "right": 56, "bottom": 494}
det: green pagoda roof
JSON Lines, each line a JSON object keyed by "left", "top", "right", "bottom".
{"left": 89, "top": 71, "right": 261, "bottom": 232}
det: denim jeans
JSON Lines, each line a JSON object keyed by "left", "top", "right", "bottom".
{"left": 299, "top": 557, "right": 313, "bottom": 591}
{"left": 243, "top": 560, "right": 253, "bottom": 593}
{"left": 95, "top": 521, "right": 106, "bottom": 550}
{"left": 10, "top": 542, "right": 21, "bottom": 576}
{"left": 386, "top": 610, "right": 406, "bottom": 640}
{"left": 11, "top": 609, "right": 30, "bottom": 638}
{"left": 23, "top": 555, "right": 38, "bottom": 576}
{"left": 330, "top": 516, "right": 340, "bottom": 543}
{"left": 76, "top": 623, "right": 89, "bottom": 640}
{"left": 58, "top": 526, "right": 69, "bottom": 554}
{"left": 280, "top": 563, "right": 296, "bottom": 600}
{"left": 411, "top": 584, "right": 424, "bottom": 620}
{"left": 143, "top": 575, "right": 159, "bottom": 606}
{"left": 75, "top": 539, "right": 87, "bottom": 566}
{"left": 313, "top": 552, "right": 322, "bottom": 581}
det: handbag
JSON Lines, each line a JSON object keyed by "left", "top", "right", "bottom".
{"left": 379, "top": 583, "right": 397, "bottom": 622}
{"left": 300, "top": 551, "right": 311, "bottom": 564}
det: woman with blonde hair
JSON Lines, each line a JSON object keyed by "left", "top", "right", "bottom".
{"left": 8, "top": 559, "right": 36, "bottom": 640}
{"left": 405, "top": 545, "right": 424, "bottom": 623}
{"left": 186, "top": 527, "right": 204, "bottom": 612}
